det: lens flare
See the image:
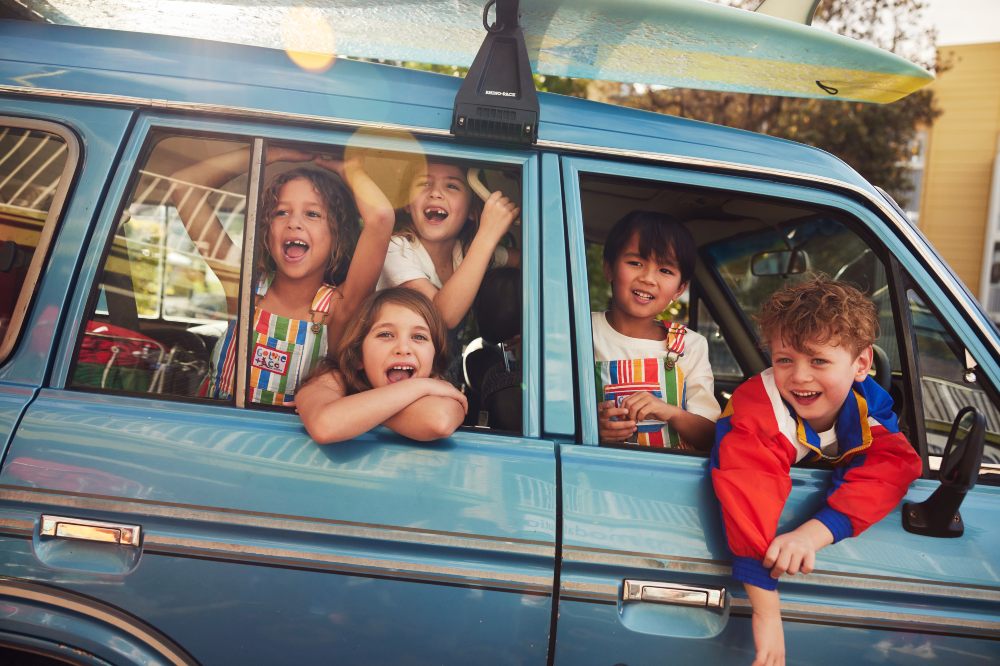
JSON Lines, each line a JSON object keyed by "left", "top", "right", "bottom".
{"left": 344, "top": 129, "right": 427, "bottom": 210}
{"left": 281, "top": 7, "right": 336, "bottom": 73}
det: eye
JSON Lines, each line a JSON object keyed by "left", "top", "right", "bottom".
{"left": 447, "top": 183, "right": 461, "bottom": 191}
{"left": 412, "top": 333, "right": 430, "bottom": 342}
{"left": 272, "top": 208, "right": 289, "bottom": 217}
{"left": 773, "top": 356, "right": 792, "bottom": 365}
{"left": 659, "top": 267, "right": 675, "bottom": 276}
{"left": 375, "top": 330, "right": 393, "bottom": 339}
{"left": 306, "top": 209, "right": 324, "bottom": 219}
{"left": 812, "top": 358, "right": 830, "bottom": 366}
{"left": 626, "top": 260, "right": 642, "bottom": 267}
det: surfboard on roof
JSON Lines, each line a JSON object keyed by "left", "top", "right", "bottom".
{"left": 13, "top": 0, "right": 933, "bottom": 104}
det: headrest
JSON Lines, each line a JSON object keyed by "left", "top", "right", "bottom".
{"left": 474, "top": 267, "right": 521, "bottom": 345}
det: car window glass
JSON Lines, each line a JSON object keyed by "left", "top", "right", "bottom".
{"left": 907, "top": 288, "right": 1000, "bottom": 483}
{"left": 0, "top": 123, "right": 72, "bottom": 362}
{"left": 70, "top": 134, "right": 249, "bottom": 398}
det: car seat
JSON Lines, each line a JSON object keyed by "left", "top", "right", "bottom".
{"left": 463, "top": 267, "right": 521, "bottom": 432}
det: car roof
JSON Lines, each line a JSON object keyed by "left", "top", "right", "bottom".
{"left": 0, "top": 19, "right": 873, "bottom": 192}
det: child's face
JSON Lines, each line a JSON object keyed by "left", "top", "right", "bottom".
{"left": 267, "top": 177, "right": 334, "bottom": 282}
{"left": 361, "top": 302, "right": 436, "bottom": 388}
{"left": 769, "top": 333, "right": 873, "bottom": 432}
{"left": 406, "top": 163, "right": 472, "bottom": 246}
{"left": 603, "top": 231, "right": 687, "bottom": 321}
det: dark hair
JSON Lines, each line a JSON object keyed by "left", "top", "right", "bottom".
{"left": 602, "top": 210, "right": 696, "bottom": 284}
{"left": 334, "top": 288, "right": 450, "bottom": 394}
{"left": 757, "top": 276, "right": 878, "bottom": 357}
{"left": 393, "top": 160, "right": 483, "bottom": 255}
{"left": 257, "top": 167, "right": 362, "bottom": 285}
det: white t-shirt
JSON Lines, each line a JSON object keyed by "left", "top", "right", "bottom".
{"left": 377, "top": 236, "right": 464, "bottom": 291}
{"left": 592, "top": 311, "right": 721, "bottom": 447}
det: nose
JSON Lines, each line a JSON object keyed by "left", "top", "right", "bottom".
{"left": 639, "top": 264, "right": 657, "bottom": 283}
{"left": 393, "top": 337, "right": 412, "bottom": 355}
{"left": 789, "top": 361, "right": 812, "bottom": 382}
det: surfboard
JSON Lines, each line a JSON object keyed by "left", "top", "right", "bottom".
{"left": 15, "top": 0, "right": 933, "bottom": 104}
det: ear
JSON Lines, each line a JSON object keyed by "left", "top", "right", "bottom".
{"left": 673, "top": 281, "right": 690, "bottom": 301}
{"left": 854, "top": 346, "right": 874, "bottom": 381}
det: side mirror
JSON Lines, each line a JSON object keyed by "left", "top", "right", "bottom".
{"left": 750, "top": 249, "right": 808, "bottom": 277}
{"left": 902, "top": 406, "right": 985, "bottom": 538}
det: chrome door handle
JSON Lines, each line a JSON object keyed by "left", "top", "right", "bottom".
{"left": 40, "top": 515, "right": 141, "bottom": 547}
{"left": 623, "top": 580, "right": 726, "bottom": 610}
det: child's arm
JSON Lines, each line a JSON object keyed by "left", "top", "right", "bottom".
{"left": 171, "top": 146, "right": 314, "bottom": 263}
{"left": 403, "top": 191, "right": 519, "bottom": 329}
{"left": 619, "top": 393, "right": 716, "bottom": 450}
{"left": 315, "top": 155, "right": 395, "bottom": 351}
{"left": 745, "top": 584, "right": 785, "bottom": 666}
{"left": 710, "top": 376, "right": 795, "bottom": 591}
{"left": 296, "top": 372, "right": 465, "bottom": 444}
{"left": 382, "top": 391, "right": 468, "bottom": 441}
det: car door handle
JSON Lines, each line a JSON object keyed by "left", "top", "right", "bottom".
{"left": 623, "top": 580, "right": 726, "bottom": 610}
{"left": 40, "top": 515, "right": 141, "bottom": 547}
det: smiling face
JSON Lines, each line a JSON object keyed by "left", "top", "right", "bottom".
{"left": 405, "top": 163, "right": 473, "bottom": 246}
{"left": 266, "top": 177, "right": 334, "bottom": 282}
{"left": 361, "top": 302, "right": 437, "bottom": 389}
{"left": 603, "top": 231, "right": 688, "bottom": 334}
{"left": 769, "top": 334, "right": 873, "bottom": 432}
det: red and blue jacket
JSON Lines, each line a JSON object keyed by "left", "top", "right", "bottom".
{"left": 711, "top": 369, "right": 922, "bottom": 591}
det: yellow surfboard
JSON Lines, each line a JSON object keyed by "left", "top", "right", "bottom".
{"left": 20, "top": 0, "right": 933, "bottom": 103}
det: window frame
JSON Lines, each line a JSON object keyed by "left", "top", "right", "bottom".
{"left": 59, "top": 114, "right": 541, "bottom": 436}
{"left": 0, "top": 116, "right": 81, "bottom": 365}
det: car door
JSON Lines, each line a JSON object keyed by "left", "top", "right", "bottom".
{"left": 553, "top": 155, "right": 1000, "bottom": 664}
{"left": 0, "top": 112, "right": 556, "bottom": 665}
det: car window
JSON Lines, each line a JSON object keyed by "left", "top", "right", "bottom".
{"left": 907, "top": 287, "right": 1000, "bottom": 483}
{"left": 68, "top": 130, "right": 525, "bottom": 433}
{"left": 69, "top": 134, "right": 248, "bottom": 398}
{"left": 0, "top": 120, "right": 77, "bottom": 364}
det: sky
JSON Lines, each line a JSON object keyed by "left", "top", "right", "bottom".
{"left": 925, "top": 0, "right": 1000, "bottom": 45}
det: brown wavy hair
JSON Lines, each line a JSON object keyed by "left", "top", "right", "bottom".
{"left": 392, "top": 160, "right": 483, "bottom": 256}
{"left": 756, "top": 276, "right": 878, "bottom": 357}
{"left": 256, "top": 167, "right": 362, "bottom": 285}
{"left": 331, "top": 288, "right": 450, "bottom": 394}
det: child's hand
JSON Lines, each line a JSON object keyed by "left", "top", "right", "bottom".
{"left": 620, "top": 391, "right": 679, "bottom": 424}
{"left": 421, "top": 378, "right": 469, "bottom": 412}
{"left": 313, "top": 154, "right": 361, "bottom": 179}
{"left": 598, "top": 400, "right": 635, "bottom": 443}
{"left": 477, "top": 191, "right": 519, "bottom": 244}
{"left": 764, "top": 519, "right": 834, "bottom": 579}
{"left": 751, "top": 606, "right": 785, "bottom": 666}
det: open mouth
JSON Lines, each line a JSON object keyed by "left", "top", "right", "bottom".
{"left": 283, "top": 239, "right": 309, "bottom": 260}
{"left": 790, "top": 390, "right": 820, "bottom": 404}
{"left": 423, "top": 207, "right": 449, "bottom": 223}
{"left": 632, "top": 289, "right": 655, "bottom": 302}
{"left": 386, "top": 364, "right": 417, "bottom": 383}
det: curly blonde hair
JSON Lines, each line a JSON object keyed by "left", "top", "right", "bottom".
{"left": 757, "top": 276, "right": 878, "bottom": 357}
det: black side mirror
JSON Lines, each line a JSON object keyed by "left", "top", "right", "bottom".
{"left": 902, "top": 406, "right": 985, "bottom": 538}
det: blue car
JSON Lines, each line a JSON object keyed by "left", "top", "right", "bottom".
{"left": 0, "top": 18, "right": 997, "bottom": 665}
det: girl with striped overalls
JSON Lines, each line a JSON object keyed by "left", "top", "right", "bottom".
{"left": 172, "top": 146, "right": 394, "bottom": 406}
{"left": 594, "top": 210, "right": 720, "bottom": 450}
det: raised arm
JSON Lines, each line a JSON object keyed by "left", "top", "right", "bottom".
{"left": 316, "top": 155, "right": 395, "bottom": 350}
{"left": 404, "top": 191, "right": 518, "bottom": 329}
{"left": 296, "top": 372, "right": 465, "bottom": 444}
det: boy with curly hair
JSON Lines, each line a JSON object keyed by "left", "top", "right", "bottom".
{"left": 711, "top": 277, "right": 922, "bottom": 665}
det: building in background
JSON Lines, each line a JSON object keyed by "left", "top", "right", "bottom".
{"left": 916, "top": 42, "right": 1000, "bottom": 322}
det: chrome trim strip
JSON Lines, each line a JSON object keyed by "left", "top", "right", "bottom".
{"left": 1, "top": 85, "right": 993, "bottom": 357}
{"left": 0, "top": 487, "right": 553, "bottom": 555}
{"left": 234, "top": 138, "right": 264, "bottom": 408}
{"left": 144, "top": 533, "right": 551, "bottom": 594}
{"left": 0, "top": 115, "right": 80, "bottom": 364}
{"left": 0, "top": 85, "right": 452, "bottom": 138}
{"left": 0, "top": 579, "right": 197, "bottom": 666}
{"left": 729, "top": 598, "right": 1000, "bottom": 638}
{"left": 562, "top": 546, "right": 1000, "bottom": 603}
{"left": 0, "top": 518, "right": 34, "bottom": 536}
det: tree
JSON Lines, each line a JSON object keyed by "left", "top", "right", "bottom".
{"left": 591, "top": 0, "right": 942, "bottom": 206}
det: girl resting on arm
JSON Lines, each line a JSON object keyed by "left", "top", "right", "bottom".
{"left": 296, "top": 288, "right": 468, "bottom": 443}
